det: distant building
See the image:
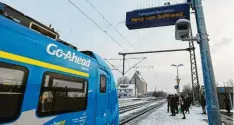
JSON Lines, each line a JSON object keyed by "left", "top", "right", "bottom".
{"left": 129, "top": 71, "right": 147, "bottom": 96}
{"left": 117, "top": 84, "right": 135, "bottom": 98}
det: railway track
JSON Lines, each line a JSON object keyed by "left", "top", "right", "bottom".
{"left": 120, "top": 100, "right": 166, "bottom": 125}
{"left": 119, "top": 99, "right": 163, "bottom": 114}
{"left": 119, "top": 101, "right": 153, "bottom": 114}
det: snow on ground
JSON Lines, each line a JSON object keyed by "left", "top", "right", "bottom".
{"left": 137, "top": 103, "right": 208, "bottom": 125}
{"left": 118, "top": 98, "right": 141, "bottom": 105}
{"left": 147, "top": 99, "right": 166, "bottom": 107}
{"left": 118, "top": 98, "right": 140, "bottom": 101}
{"left": 120, "top": 99, "right": 166, "bottom": 119}
{"left": 119, "top": 100, "right": 147, "bottom": 107}
{"left": 118, "top": 97, "right": 164, "bottom": 105}
{"left": 220, "top": 109, "right": 234, "bottom": 112}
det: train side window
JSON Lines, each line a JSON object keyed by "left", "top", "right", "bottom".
{"left": 100, "top": 75, "right": 106, "bottom": 93}
{"left": 37, "top": 72, "right": 88, "bottom": 117}
{"left": 0, "top": 62, "right": 28, "bottom": 124}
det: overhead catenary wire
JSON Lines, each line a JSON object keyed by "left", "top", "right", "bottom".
{"left": 84, "top": 0, "right": 159, "bottom": 79}
{"left": 148, "top": 67, "right": 159, "bottom": 80}
{"left": 105, "top": 59, "right": 122, "bottom": 74}
{"left": 74, "top": 44, "right": 86, "bottom": 51}
{"left": 85, "top": 0, "right": 138, "bottom": 51}
{"left": 84, "top": 0, "right": 140, "bottom": 70}
{"left": 67, "top": 0, "right": 132, "bottom": 74}
{"left": 104, "top": 57, "right": 146, "bottom": 60}
{"left": 134, "top": 30, "right": 159, "bottom": 79}
{"left": 67, "top": 0, "right": 128, "bottom": 52}
{"left": 66, "top": 27, "right": 88, "bottom": 50}
{"left": 68, "top": 0, "right": 159, "bottom": 81}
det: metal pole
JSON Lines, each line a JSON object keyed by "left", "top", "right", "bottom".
{"left": 188, "top": 39, "right": 200, "bottom": 106}
{"left": 122, "top": 55, "right": 125, "bottom": 76}
{"left": 225, "top": 86, "right": 233, "bottom": 109}
{"left": 177, "top": 66, "right": 179, "bottom": 94}
{"left": 193, "top": 0, "right": 222, "bottom": 124}
{"left": 119, "top": 48, "right": 191, "bottom": 55}
{"left": 135, "top": 77, "right": 137, "bottom": 97}
{"left": 177, "top": 66, "right": 179, "bottom": 79}
{"left": 192, "top": 83, "right": 195, "bottom": 106}
{"left": 177, "top": 66, "right": 181, "bottom": 106}
{"left": 229, "top": 92, "right": 233, "bottom": 109}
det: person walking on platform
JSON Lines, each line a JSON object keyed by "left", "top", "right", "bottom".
{"left": 167, "top": 94, "right": 172, "bottom": 113}
{"left": 180, "top": 95, "right": 186, "bottom": 119}
{"left": 224, "top": 96, "right": 231, "bottom": 113}
{"left": 200, "top": 94, "right": 206, "bottom": 114}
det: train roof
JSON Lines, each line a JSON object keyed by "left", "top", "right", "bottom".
{"left": 81, "top": 51, "right": 111, "bottom": 71}
{"left": 0, "top": 2, "right": 111, "bottom": 76}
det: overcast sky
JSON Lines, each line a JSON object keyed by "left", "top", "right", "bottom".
{"left": 1, "top": 0, "right": 233, "bottom": 93}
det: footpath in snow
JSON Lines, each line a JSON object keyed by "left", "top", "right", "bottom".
{"left": 137, "top": 103, "right": 209, "bottom": 125}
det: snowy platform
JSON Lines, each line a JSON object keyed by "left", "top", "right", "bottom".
{"left": 137, "top": 103, "right": 209, "bottom": 125}
{"left": 220, "top": 109, "right": 233, "bottom": 118}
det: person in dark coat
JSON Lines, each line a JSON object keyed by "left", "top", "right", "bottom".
{"left": 189, "top": 96, "right": 193, "bottom": 107}
{"left": 190, "top": 96, "right": 193, "bottom": 107}
{"left": 175, "top": 94, "right": 179, "bottom": 114}
{"left": 167, "top": 94, "right": 172, "bottom": 113}
{"left": 200, "top": 94, "right": 206, "bottom": 114}
{"left": 224, "top": 96, "right": 231, "bottom": 113}
{"left": 185, "top": 96, "right": 191, "bottom": 114}
{"left": 180, "top": 95, "right": 186, "bottom": 119}
{"left": 170, "top": 95, "right": 176, "bottom": 116}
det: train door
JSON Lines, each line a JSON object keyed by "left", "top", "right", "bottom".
{"left": 96, "top": 69, "right": 109, "bottom": 125}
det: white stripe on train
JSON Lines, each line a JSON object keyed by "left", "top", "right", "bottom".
{"left": 5, "top": 110, "right": 56, "bottom": 125}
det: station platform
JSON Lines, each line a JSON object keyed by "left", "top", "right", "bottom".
{"left": 136, "top": 103, "right": 233, "bottom": 125}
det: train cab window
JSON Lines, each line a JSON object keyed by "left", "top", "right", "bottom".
{"left": 100, "top": 75, "right": 106, "bottom": 93}
{"left": 37, "top": 72, "right": 88, "bottom": 117}
{"left": 0, "top": 62, "right": 28, "bottom": 124}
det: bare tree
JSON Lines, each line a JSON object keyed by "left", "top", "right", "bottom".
{"left": 216, "top": 81, "right": 219, "bottom": 87}
{"left": 153, "top": 90, "right": 168, "bottom": 98}
{"left": 225, "top": 79, "right": 233, "bottom": 87}
{"left": 181, "top": 84, "right": 193, "bottom": 97}
{"left": 117, "top": 76, "right": 130, "bottom": 85}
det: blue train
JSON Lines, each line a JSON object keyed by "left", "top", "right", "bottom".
{"left": 0, "top": 2, "right": 119, "bottom": 125}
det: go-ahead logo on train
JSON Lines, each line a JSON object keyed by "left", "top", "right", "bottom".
{"left": 46, "top": 43, "right": 91, "bottom": 68}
